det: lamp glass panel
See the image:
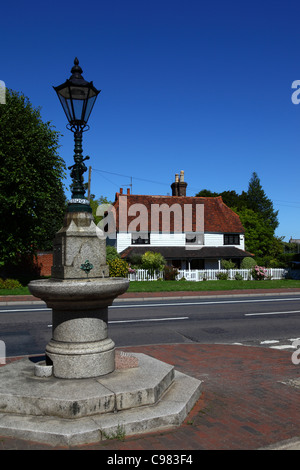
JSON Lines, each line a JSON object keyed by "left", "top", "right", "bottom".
{"left": 58, "top": 94, "right": 72, "bottom": 122}
{"left": 72, "top": 97, "right": 85, "bottom": 122}
{"left": 84, "top": 95, "right": 97, "bottom": 123}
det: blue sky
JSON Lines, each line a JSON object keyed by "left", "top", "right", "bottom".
{"left": 2, "top": 0, "right": 300, "bottom": 241}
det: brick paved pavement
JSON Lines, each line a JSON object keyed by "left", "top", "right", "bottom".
{"left": 1, "top": 288, "right": 300, "bottom": 450}
{"left": 0, "top": 343, "right": 299, "bottom": 450}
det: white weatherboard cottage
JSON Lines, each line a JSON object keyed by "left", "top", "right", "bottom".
{"left": 110, "top": 171, "right": 253, "bottom": 270}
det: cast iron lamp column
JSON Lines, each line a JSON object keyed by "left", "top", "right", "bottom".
{"left": 28, "top": 58, "right": 129, "bottom": 379}
{"left": 53, "top": 58, "right": 100, "bottom": 212}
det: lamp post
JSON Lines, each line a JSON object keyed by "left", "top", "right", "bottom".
{"left": 28, "top": 58, "right": 129, "bottom": 379}
{"left": 53, "top": 58, "right": 100, "bottom": 212}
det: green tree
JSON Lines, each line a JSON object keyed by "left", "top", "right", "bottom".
{"left": 247, "top": 172, "right": 279, "bottom": 231}
{"left": 237, "top": 208, "right": 275, "bottom": 260}
{"left": 196, "top": 189, "right": 219, "bottom": 198}
{"left": 0, "top": 89, "right": 66, "bottom": 264}
{"left": 141, "top": 251, "right": 166, "bottom": 274}
{"left": 196, "top": 189, "right": 248, "bottom": 211}
{"left": 221, "top": 259, "right": 237, "bottom": 269}
{"left": 240, "top": 257, "right": 256, "bottom": 269}
{"left": 220, "top": 190, "right": 249, "bottom": 211}
{"left": 106, "top": 245, "right": 120, "bottom": 263}
{"left": 89, "top": 195, "right": 111, "bottom": 225}
{"left": 196, "top": 172, "right": 283, "bottom": 265}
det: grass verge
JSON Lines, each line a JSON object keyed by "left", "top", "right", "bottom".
{"left": 127, "top": 279, "right": 300, "bottom": 292}
{"left": 1, "top": 279, "right": 300, "bottom": 296}
{"left": 0, "top": 287, "right": 32, "bottom": 296}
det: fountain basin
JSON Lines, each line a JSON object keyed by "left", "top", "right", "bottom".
{"left": 28, "top": 277, "right": 129, "bottom": 379}
{"left": 28, "top": 277, "right": 129, "bottom": 309}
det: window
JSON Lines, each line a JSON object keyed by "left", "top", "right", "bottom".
{"left": 186, "top": 235, "right": 196, "bottom": 244}
{"left": 132, "top": 233, "right": 150, "bottom": 245}
{"left": 185, "top": 233, "right": 204, "bottom": 245}
{"left": 171, "top": 259, "right": 182, "bottom": 269}
{"left": 224, "top": 234, "right": 240, "bottom": 245}
{"left": 190, "top": 259, "right": 205, "bottom": 269}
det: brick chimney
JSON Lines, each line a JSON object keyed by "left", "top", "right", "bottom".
{"left": 171, "top": 170, "right": 187, "bottom": 196}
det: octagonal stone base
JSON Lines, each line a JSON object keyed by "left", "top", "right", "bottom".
{"left": 0, "top": 353, "right": 202, "bottom": 446}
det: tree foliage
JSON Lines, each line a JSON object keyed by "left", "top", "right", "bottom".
{"left": 141, "top": 251, "right": 166, "bottom": 274}
{"left": 106, "top": 245, "right": 120, "bottom": 263}
{"left": 247, "top": 172, "right": 279, "bottom": 231}
{"left": 196, "top": 172, "right": 282, "bottom": 266}
{"left": 108, "top": 258, "right": 129, "bottom": 277}
{"left": 89, "top": 195, "right": 111, "bottom": 226}
{"left": 240, "top": 257, "right": 257, "bottom": 269}
{"left": 0, "top": 89, "right": 66, "bottom": 263}
{"left": 236, "top": 208, "right": 274, "bottom": 258}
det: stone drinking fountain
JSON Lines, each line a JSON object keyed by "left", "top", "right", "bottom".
{"left": 0, "top": 59, "right": 202, "bottom": 445}
{"left": 29, "top": 57, "right": 129, "bottom": 379}
{"left": 28, "top": 209, "right": 129, "bottom": 379}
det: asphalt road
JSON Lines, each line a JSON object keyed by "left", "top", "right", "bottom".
{"left": 1, "top": 294, "right": 300, "bottom": 357}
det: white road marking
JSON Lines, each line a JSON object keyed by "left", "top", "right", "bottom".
{"left": 245, "top": 310, "right": 300, "bottom": 316}
{"left": 0, "top": 308, "right": 50, "bottom": 313}
{"left": 47, "top": 316, "right": 189, "bottom": 328}
{"left": 238, "top": 337, "right": 300, "bottom": 350}
{"left": 109, "top": 316, "right": 189, "bottom": 324}
{"left": 260, "top": 340, "right": 279, "bottom": 344}
{"left": 110, "top": 297, "right": 300, "bottom": 309}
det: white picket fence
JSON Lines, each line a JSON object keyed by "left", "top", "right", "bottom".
{"left": 176, "top": 268, "right": 287, "bottom": 281}
{"left": 128, "top": 268, "right": 287, "bottom": 281}
{"left": 128, "top": 269, "right": 164, "bottom": 281}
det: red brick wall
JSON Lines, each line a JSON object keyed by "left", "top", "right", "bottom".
{"left": 36, "top": 252, "right": 53, "bottom": 277}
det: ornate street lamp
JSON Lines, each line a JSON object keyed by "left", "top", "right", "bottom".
{"left": 53, "top": 58, "right": 101, "bottom": 212}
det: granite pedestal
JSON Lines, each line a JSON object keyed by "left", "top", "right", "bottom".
{"left": 29, "top": 277, "right": 129, "bottom": 378}
{"left": 28, "top": 210, "right": 129, "bottom": 379}
{"left": 0, "top": 353, "right": 202, "bottom": 446}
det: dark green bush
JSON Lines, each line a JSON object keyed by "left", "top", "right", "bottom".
{"left": 164, "top": 265, "right": 179, "bottom": 280}
{"left": 240, "top": 257, "right": 256, "bottom": 269}
{"left": 0, "top": 278, "right": 23, "bottom": 289}
{"left": 106, "top": 246, "right": 120, "bottom": 263}
{"left": 108, "top": 258, "right": 129, "bottom": 277}
{"left": 216, "top": 272, "right": 229, "bottom": 280}
{"left": 234, "top": 273, "right": 244, "bottom": 281}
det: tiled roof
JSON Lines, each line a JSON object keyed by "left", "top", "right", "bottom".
{"left": 113, "top": 193, "right": 244, "bottom": 233}
{"left": 120, "top": 246, "right": 253, "bottom": 260}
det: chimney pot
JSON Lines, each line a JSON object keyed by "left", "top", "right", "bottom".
{"left": 171, "top": 170, "right": 187, "bottom": 196}
{"left": 127, "top": 188, "right": 130, "bottom": 195}
{"left": 120, "top": 188, "right": 123, "bottom": 194}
